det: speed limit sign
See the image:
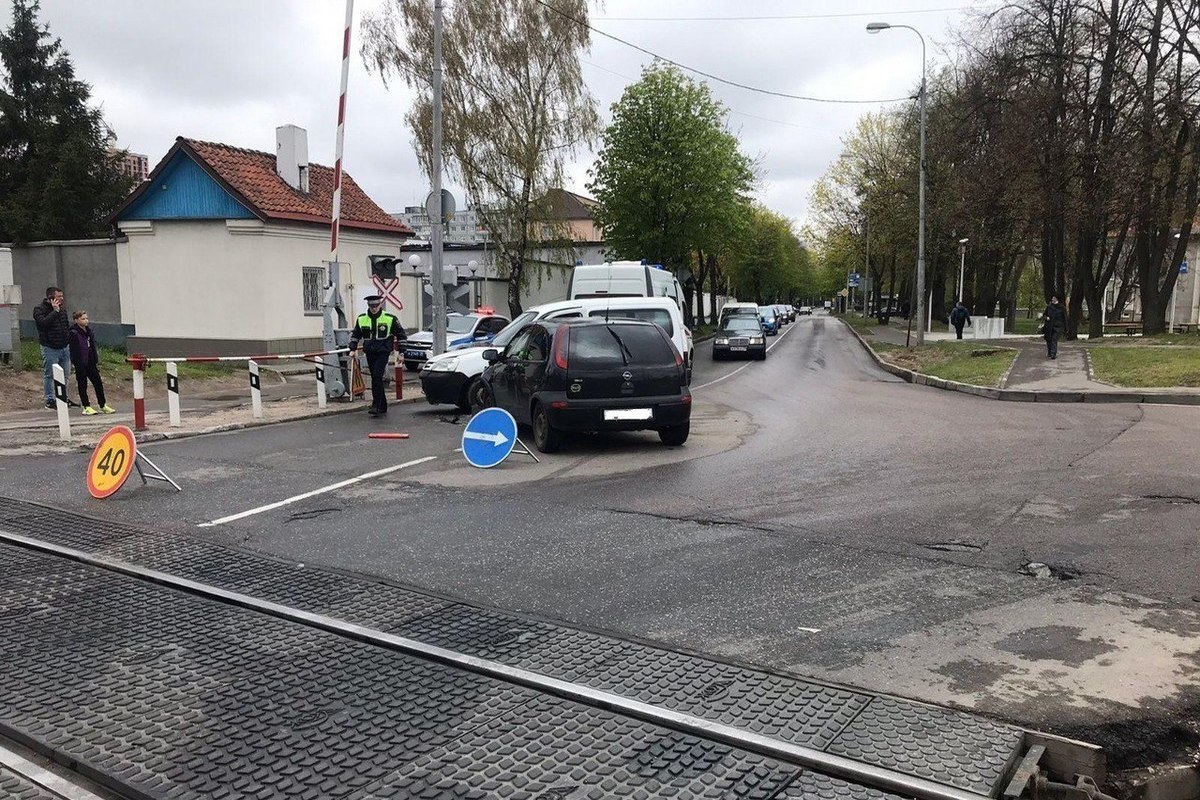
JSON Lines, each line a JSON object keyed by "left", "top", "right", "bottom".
{"left": 86, "top": 425, "right": 137, "bottom": 499}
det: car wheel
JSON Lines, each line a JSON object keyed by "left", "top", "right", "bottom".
{"left": 712, "top": 351, "right": 723, "bottom": 362}
{"left": 531, "top": 403, "right": 562, "bottom": 453}
{"left": 658, "top": 422, "right": 689, "bottom": 446}
{"left": 466, "top": 377, "right": 493, "bottom": 414}
{"left": 455, "top": 379, "right": 473, "bottom": 412}
{"left": 755, "top": 350, "right": 767, "bottom": 361}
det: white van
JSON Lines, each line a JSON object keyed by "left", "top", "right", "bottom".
{"left": 419, "top": 297, "right": 693, "bottom": 410}
{"left": 567, "top": 262, "right": 684, "bottom": 312}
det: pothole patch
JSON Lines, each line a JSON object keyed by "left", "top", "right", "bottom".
{"left": 1020, "top": 561, "right": 1083, "bottom": 580}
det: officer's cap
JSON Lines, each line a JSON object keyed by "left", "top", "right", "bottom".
{"left": 364, "top": 295, "right": 384, "bottom": 304}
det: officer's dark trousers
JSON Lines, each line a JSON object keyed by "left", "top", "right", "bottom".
{"left": 366, "top": 350, "right": 390, "bottom": 411}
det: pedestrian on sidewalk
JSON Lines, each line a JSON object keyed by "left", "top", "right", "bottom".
{"left": 1042, "top": 296, "right": 1067, "bottom": 359}
{"left": 348, "top": 295, "right": 405, "bottom": 417}
{"left": 32, "top": 286, "right": 78, "bottom": 410}
{"left": 950, "top": 302, "right": 972, "bottom": 340}
{"left": 68, "top": 311, "right": 114, "bottom": 415}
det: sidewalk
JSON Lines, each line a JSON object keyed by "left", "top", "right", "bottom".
{"left": 853, "top": 318, "right": 1200, "bottom": 403}
{"left": 0, "top": 370, "right": 425, "bottom": 454}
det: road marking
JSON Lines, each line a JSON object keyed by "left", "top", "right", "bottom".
{"left": 197, "top": 456, "right": 438, "bottom": 527}
{"left": 463, "top": 430, "right": 509, "bottom": 446}
{"left": 796, "top": 626, "right": 822, "bottom": 633}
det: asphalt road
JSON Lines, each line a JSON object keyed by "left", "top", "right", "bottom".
{"left": 2, "top": 313, "right": 1198, "bottom": 772}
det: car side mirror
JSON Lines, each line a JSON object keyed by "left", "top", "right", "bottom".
{"left": 482, "top": 348, "right": 499, "bottom": 363}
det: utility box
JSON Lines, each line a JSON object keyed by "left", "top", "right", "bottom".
{"left": 0, "top": 305, "right": 15, "bottom": 354}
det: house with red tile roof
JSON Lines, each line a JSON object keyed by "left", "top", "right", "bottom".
{"left": 108, "top": 125, "right": 416, "bottom": 356}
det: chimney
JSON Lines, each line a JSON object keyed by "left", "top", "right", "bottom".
{"left": 275, "top": 124, "right": 309, "bottom": 192}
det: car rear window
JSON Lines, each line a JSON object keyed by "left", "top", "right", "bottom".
{"left": 569, "top": 324, "right": 676, "bottom": 367}
{"left": 586, "top": 308, "right": 674, "bottom": 335}
{"left": 723, "top": 318, "right": 761, "bottom": 333}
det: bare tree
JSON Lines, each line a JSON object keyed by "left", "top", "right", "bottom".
{"left": 362, "top": 0, "right": 600, "bottom": 316}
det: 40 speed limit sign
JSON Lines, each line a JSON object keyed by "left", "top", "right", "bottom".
{"left": 86, "top": 425, "right": 137, "bottom": 498}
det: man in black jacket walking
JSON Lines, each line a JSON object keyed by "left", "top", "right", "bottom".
{"left": 1043, "top": 296, "right": 1068, "bottom": 358}
{"left": 950, "top": 302, "right": 972, "bottom": 339}
{"left": 32, "top": 286, "right": 77, "bottom": 409}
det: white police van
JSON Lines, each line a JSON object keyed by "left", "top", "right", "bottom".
{"left": 420, "top": 297, "right": 692, "bottom": 411}
{"left": 567, "top": 261, "right": 685, "bottom": 312}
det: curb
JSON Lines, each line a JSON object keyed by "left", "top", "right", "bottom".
{"left": 838, "top": 320, "right": 1200, "bottom": 406}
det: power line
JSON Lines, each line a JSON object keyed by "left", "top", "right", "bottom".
{"left": 595, "top": 7, "right": 973, "bottom": 23}
{"left": 533, "top": 0, "right": 915, "bottom": 105}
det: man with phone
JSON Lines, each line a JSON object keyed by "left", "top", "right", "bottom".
{"left": 33, "top": 286, "right": 78, "bottom": 410}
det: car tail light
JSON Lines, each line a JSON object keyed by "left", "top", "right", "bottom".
{"left": 553, "top": 325, "right": 570, "bottom": 370}
{"left": 550, "top": 400, "right": 569, "bottom": 410}
{"left": 681, "top": 394, "right": 692, "bottom": 405}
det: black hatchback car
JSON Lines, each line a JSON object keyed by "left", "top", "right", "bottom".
{"left": 477, "top": 319, "right": 692, "bottom": 453}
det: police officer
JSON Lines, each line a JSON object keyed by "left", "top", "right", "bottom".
{"left": 349, "top": 295, "right": 406, "bottom": 416}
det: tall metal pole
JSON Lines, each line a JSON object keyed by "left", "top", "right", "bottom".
{"left": 864, "top": 213, "right": 870, "bottom": 318}
{"left": 958, "top": 243, "right": 966, "bottom": 303}
{"left": 915, "top": 34, "right": 927, "bottom": 345}
{"left": 431, "top": 0, "right": 447, "bottom": 355}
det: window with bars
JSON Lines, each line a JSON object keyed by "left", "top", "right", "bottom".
{"left": 302, "top": 266, "right": 325, "bottom": 315}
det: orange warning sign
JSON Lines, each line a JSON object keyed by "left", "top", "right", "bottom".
{"left": 86, "top": 425, "right": 137, "bottom": 499}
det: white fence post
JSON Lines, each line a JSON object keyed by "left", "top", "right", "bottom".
{"left": 249, "top": 359, "right": 263, "bottom": 418}
{"left": 52, "top": 363, "right": 70, "bottom": 441}
{"left": 167, "top": 360, "right": 181, "bottom": 427}
{"left": 315, "top": 362, "right": 327, "bottom": 408}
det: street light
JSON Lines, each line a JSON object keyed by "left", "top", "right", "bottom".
{"left": 958, "top": 238, "right": 969, "bottom": 304}
{"left": 868, "top": 20, "right": 927, "bottom": 344}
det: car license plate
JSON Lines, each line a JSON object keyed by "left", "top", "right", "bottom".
{"left": 731, "top": 346, "right": 747, "bottom": 351}
{"left": 605, "top": 408, "right": 652, "bottom": 421}
{"left": 405, "top": 350, "right": 426, "bottom": 359}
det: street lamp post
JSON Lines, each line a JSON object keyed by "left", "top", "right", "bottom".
{"left": 958, "top": 238, "right": 969, "bottom": 304}
{"left": 868, "top": 21, "right": 927, "bottom": 345}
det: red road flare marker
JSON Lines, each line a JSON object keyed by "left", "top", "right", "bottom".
{"left": 368, "top": 433, "right": 410, "bottom": 440}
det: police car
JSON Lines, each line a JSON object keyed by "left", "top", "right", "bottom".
{"left": 400, "top": 311, "right": 510, "bottom": 371}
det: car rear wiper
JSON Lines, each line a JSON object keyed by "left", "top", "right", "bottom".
{"left": 605, "top": 326, "right": 633, "bottom": 365}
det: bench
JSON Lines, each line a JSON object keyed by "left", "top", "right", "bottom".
{"left": 1172, "top": 322, "right": 1199, "bottom": 334}
{"left": 1102, "top": 322, "right": 1142, "bottom": 336}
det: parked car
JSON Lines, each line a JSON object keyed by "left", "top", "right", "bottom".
{"left": 712, "top": 316, "right": 767, "bottom": 361}
{"left": 776, "top": 304, "right": 794, "bottom": 323}
{"left": 476, "top": 319, "right": 692, "bottom": 453}
{"left": 796, "top": 306, "right": 812, "bottom": 316}
{"left": 758, "top": 306, "right": 780, "bottom": 335}
{"left": 420, "top": 297, "right": 693, "bottom": 411}
{"left": 400, "top": 312, "right": 510, "bottom": 371}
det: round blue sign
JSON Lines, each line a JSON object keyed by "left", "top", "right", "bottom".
{"left": 461, "top": 407, "right": 519, "bottom": 469}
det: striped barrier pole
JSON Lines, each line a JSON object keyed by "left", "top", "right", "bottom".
{"left": 315, "top": 361, "right": 328, "bottom": 409}
{"left": 129, "top": 354, "right": 147, "bottom": 431}
{"left": 166, "top": 361, "right": 181, "bottom": 427}
{"left": 52, "top": 363, "right": 70, "bottom": 441}
{"left": 248, "top": 359, "right": 263, "bottom": 418}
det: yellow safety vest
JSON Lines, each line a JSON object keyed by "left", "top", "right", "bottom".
{"left": 357, "top": 312, "right": 396, "bottom": 339}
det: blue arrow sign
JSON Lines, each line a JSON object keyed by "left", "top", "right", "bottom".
{"left": 462, "top": 407, "right": 518, "bottom": 469}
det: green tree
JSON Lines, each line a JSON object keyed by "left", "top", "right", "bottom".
{"left": 0, "top": 0, "right": 132, "bottom": 243}
{"left": 362, "top": 0, "right": 600, "bottom": 316}
{"left": 587, "top": 62, "right": 754, "bottom": 317}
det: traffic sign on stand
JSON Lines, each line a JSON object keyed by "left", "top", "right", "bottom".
{"left": 1180, "top": 260, "right": 1188, "bottom": 275}
{"left": 86, "top": 425, "right": 181, "bottom": 498}
{"left": 461, "top": 407, "right": 538, "bottom": 468}
{"left": 848, "top": 272, "right": 861, "bottom": 288}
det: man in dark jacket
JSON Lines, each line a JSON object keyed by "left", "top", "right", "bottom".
{"left": 348, "top": 295, "right": 406, "bottom": 416}
{"left": 1043, "top": 295, "right": 1068, "bottom": 358}
{"left": 949, "top": 302, "right": 972, "bottom": 339}
{"left": 32, "top": 286, "right": 76, "bottom": 409}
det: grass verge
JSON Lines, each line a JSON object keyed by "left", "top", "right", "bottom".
{"left": 1088, "top": 347, "right": 1200, "bottom": 387}
{"left": 835, "top": 313, "right": 876, "bottom": 335}
{"left": 871, "top": 342, "right": 1017, "bottom": 387}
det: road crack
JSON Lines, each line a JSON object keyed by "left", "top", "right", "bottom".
{"left": 1068, "top": 406, "right": 1145, "bottom": 468}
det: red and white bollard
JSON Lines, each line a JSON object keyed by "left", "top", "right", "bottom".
{"left": 128, "top": 354, "right": 147, "bottom": 431}
{"left": 394, "top": 343, "right": 403, "bottom": 400}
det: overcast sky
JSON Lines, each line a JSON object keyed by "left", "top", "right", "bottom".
{"left": 8, "top": 0, "right": 996, "bottom": 228}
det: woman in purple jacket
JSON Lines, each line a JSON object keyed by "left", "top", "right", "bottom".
{"left": 68, "top": 311, "right": 114, "bottom": 414}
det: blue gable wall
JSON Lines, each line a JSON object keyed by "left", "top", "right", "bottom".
{"left": 119, "top": 153, "right": 255, "bottom": 221}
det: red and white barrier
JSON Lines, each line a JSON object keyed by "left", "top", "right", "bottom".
{"left": 126, "top": 348, "right": 349, "bottom": 431}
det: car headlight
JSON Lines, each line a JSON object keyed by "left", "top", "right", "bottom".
{"left": 750, "top": 337, "right": 764, "bottom": 344}
{"left": 427, "top": 357, "right": 459, "bottom": 372}
{"left": 715, "top": 338, "right": 729, "bottom": 345}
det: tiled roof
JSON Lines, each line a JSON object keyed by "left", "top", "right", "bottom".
{"left": 180, "top": 138, "right": 411, "bottom": 235}
{"left": 545, "top": 188, "right": 598, "bottom": 220}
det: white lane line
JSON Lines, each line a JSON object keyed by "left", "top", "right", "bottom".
{"left": 693, "top": 319, "right": 798, "bottom": 391}
{"left": 796, "top": 626, "right": 823, "bottom": 633}
{"left": 197, "top": 456, "right": 438, "bottom": 527}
